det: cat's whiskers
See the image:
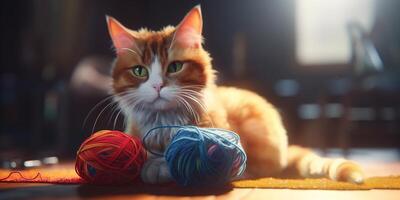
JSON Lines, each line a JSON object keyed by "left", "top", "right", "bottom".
{"left": 179, "top": 89, "right": 215, "bottom": 127}
{"left": 92, "top": 100, "right": 118, "bottom": 133}
{"left": 181, "top": 94, "right": 207, "bottom": 124}
{"left": 114, "top": 91, "right": 144, "bottom": 130}
{"left": 180, "top": 84, "right": 206, "bottom": 88}
{"left": 167, "top": 87, "right": 201, "bottom": 125}
{"left": 113, "top": 107, "right": 123, "bottom": 130}
{"left": 176, "top": 96, "right": 200, "bottom": 124}
{"left": 83, "top": 90, "right": 132, "bottom": 130}
{"left": 108, "top": 86, "right": 211, "bottom": 135}
{"left": 175, "top": 96, "right": 193, "bottom": 118}
{"left": 86, "top": 90, "right": 135, "bottom": 133}
{"left": 108, "top": 102, "right": 122, "bottom": 127}
{"left": 179, "top": 91, "right": 208, "bottom": 112}
{"left": 179, "top": 89, "right": 205, "bottom": 96}
{"left": 122, "top": 92, "right": 142, "bottom": 111}
{"left": 170, "top": 87, "right": 215, "bottom": 127}
{"left": 179, "top": 94, "right": 205, "bottom": 113}
{"left": 112, "top": 91, "right": 141, "bottom": 129}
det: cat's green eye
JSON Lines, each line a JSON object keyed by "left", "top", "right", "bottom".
{"left": 131, "top": 65, "right": 148, "bottom": 78}
{"left": 167, "top": 61, "right": 183, "bottom": 74}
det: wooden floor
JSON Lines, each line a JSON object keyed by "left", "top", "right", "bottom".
{"left": 1, "top": 154, "right": 400, "bottom": 200}
{"left": 1, "top": 184, "right": 400, "bottom": 200}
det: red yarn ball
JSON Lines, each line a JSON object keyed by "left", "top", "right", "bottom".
{"left": 75, "top": 130, "right": 146, "bottom": 184}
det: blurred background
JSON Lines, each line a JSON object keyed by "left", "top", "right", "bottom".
{"left": 1, "top": 0, "right": 399, "bottom": 165}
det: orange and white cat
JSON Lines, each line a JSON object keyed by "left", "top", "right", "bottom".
{"left": 106, "top": 5, "right": 364, "bottom": 184}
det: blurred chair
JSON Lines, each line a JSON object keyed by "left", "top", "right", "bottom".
{"left": 275, "top": 21, "right": 400, "bottom": 154}
{"left": 333, "top": 22, "right": 400, "bottom": 152}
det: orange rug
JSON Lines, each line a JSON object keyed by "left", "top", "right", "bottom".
{"left": 1, "top": 166, "right": 399, "bottom": 190}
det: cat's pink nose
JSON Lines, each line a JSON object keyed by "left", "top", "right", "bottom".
{"left": 152, "top": 83, "right": 164, "bottom": 92}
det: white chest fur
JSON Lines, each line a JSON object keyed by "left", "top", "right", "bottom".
{"left": 125, "top": 108, "right": 192, "bottom": 153}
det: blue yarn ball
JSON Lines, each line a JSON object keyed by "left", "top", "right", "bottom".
{"left": 144, "top": 126, "right": 247, "bottom": 186}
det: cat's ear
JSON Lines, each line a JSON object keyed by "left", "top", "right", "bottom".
{"left": 171, "top": 5, "right": 203, "bottom": 49}
{"left": 106, "top": 16, "right": 139, "bottom": 54}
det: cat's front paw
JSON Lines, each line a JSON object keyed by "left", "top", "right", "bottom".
{"left": 140, "top": 157, "right": 172, "bottom": 184}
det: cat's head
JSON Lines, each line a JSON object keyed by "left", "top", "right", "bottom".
{"left": 107, "top": 5, "right": 214, "bottom": 113}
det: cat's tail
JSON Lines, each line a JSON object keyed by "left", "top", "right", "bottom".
{"left": 286, "top": 145, "right": 364, "bottom": 184}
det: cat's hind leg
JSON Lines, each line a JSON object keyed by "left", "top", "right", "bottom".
{"left": 238, "top": 117, "right": 289, "bottom": 178}
{"left": 287, "top": 145, "right": 364, "bottom": 183}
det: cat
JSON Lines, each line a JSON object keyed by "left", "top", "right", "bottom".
{"left": 106, "top": 5, "right": 364, "bottom": 184}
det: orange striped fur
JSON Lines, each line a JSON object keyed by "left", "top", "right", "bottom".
{"left": 106, "top": 5, "right": 364, "bottom": 184}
